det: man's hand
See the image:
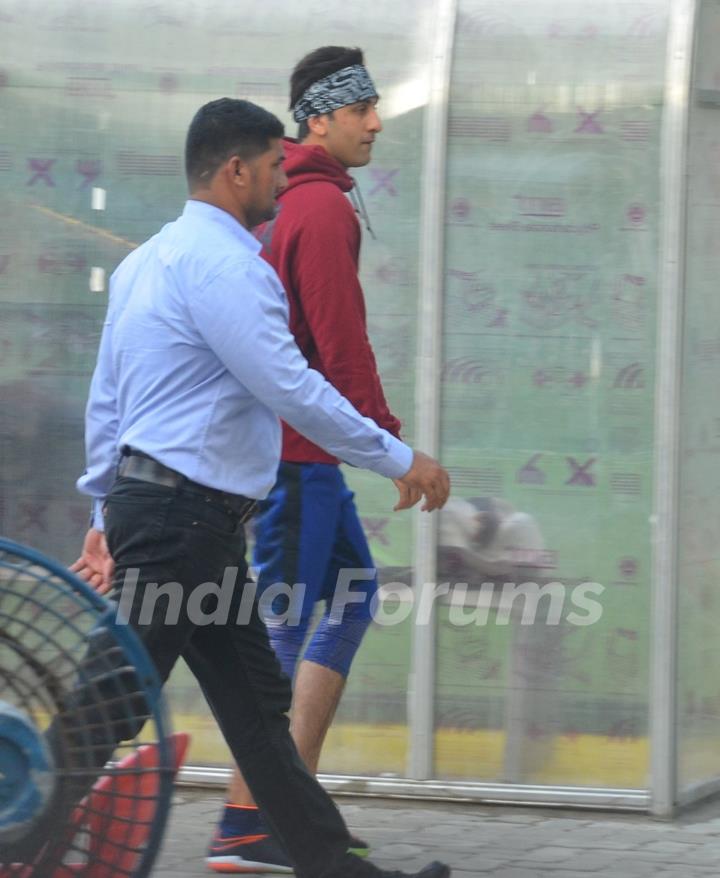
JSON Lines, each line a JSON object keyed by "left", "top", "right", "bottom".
{"left": 394, "top": 451, "right": 451, "bottom": 512}
{"left": 70, "top": 528, "right": 115, "bottom": 595}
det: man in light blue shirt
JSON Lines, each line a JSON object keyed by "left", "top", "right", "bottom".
{"left": 68, "top": 98, "right": 451, "bottom": 878}
{"left": 77, "top": 149, "right": 416, "bottom": 535}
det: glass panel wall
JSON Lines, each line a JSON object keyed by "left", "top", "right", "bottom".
{"left": 0, "top": 9, "right": 114, "bottom": 563}
{"left": 0, "top": 0, "right": 433, "bottom": 774}
{"left": 676, "top": 0, "right": 720, "bottom": 795}
{"left": 435, "top": 0, "right": 669, "bottom": 787}
{"left": 6, "top": 0, "right": 718, "bottom": 805}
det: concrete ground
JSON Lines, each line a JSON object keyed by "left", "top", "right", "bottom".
{"left": 153, "top": 789, "right": 720, "bottom": 876}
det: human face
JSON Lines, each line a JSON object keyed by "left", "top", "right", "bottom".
{"left": 245, "top": 138, "right": 287, "bottom": 227}
{"left": 323, "top": 97, "right": 382, "bottom": 168}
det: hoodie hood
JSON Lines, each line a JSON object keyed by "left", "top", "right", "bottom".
{"left": 280, "top": 137, "right": 354, "bottom": 194}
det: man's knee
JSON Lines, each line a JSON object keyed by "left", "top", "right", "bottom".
{"left": 304, "top": 613, "right": 373, "bottom": 678}
{"left": 265, "top": 615, "right": 311, "bottom": 680}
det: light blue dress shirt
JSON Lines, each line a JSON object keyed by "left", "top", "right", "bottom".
{"left": 78, "top": 200, "right": 413, "bottom": 529}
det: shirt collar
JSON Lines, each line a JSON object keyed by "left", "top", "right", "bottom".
{"left": 183, "top": 199, "right": 262, "bottom": 254}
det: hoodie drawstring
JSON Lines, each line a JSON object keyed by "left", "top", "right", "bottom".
{"left": 348, "top": 180, "right": 376, "bottom": 241}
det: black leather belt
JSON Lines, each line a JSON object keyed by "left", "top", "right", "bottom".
{"left": 118, "top": 449, "right": 257, "bottom": 523}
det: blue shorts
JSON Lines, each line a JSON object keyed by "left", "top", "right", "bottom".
{"left": 252, "top": 462, "right": 378, "bottom": 678}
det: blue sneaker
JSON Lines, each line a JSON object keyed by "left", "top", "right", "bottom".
{"left": 207, "top": 832, "right": 294, "bottom": 874}
{"left": 206, "top": 829, "right": 370, "bottom": 872}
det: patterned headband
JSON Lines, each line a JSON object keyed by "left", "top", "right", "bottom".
{"left": 292, "top": 64, "right": 378, "bottom": 122}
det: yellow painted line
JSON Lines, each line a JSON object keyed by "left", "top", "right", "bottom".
{"left": 30, "top": 203, "right": 138, "bottom": 250}
{"left": 32, "top": 708, "right": 656, "bottom": 788}
{"left": 168, "top": 716, "right": 652, "bottom": 788}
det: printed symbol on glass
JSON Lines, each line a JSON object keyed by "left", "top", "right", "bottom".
{"left": 362, "top": 517, "right": 389, "bottom": 545}
{"left": 527, "top": 110, "right": 553, "bottom": 133}
{"left": 374, "top": 257, "right": 412, "bottom": 287}
{"left": 626, "top": 203, "right": 646, "bottom": 226}
{"left": 610, "top": 473, "right": 641, "bottom": 496}
{"left": 76, "top": 159, "right": 102, "bottom": 189}
{"left": 565, "top": 457, "right": 596, "bottom": 487}
{"left": 514, "top": 195, "right": 565, "bottom": 217}
{"left": 159, "top": 73, "right": 179, "bottom": 93}
{"left": 619, "top": 557, "right": 638, "bottom": 579}
{"left": 37, "top": 252, "right": 86, "bottom": 274}
{"left": 613, "top": 363, "right": 645, "bottom": 389}
{"left": 65, "top": 78, "right": 115, "bottom": 100}
{"left": 449, "top": 197, "right": 472, "bottom": 221}
{"left": 517, "top": 453, "right": 545, "bottom": 485}
{"left": 442, "top": 357, "right": 489, "bottom": 384}
{"left": 613, "top": 275, "right": 646, "bottom": 331}
{"left": 27, "top": 158, "right": 56, "bottom": 187}
{"left": 369, "top": 168, "right": 399, "bottom": 197}
{"left": 621, "top": 121, "right": 651, "bottom": 142}
{"left": 447, "top": 269, "right": 506, "bottom": 326}
{"left": 521, "top": 270, "right": 600, "bottom": 330}
{"left": 575, "top": 107, "right": 604, "bottom": 134}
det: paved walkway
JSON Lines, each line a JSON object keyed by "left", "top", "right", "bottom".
{"left": 154, "top": 789, "right": 720, "bottom": 876}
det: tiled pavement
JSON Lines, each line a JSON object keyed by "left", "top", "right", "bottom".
{"left": 153, "top": 789, "right": 720, "bottom": 876}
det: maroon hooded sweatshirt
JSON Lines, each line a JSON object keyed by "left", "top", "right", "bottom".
{"left": 256, "top": 138, "right": 402, "bottom": 465}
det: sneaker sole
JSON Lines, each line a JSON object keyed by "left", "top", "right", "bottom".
{"left": 207, "top": 856, "right": 294, "bottom": 874}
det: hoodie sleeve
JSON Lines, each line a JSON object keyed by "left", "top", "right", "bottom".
{"left": 289, "top": 185, "right": 402, "bottom": 439}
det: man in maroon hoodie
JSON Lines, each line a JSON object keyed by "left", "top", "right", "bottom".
{"left": 208, "top": 47, "right": 414, "bottom": 873}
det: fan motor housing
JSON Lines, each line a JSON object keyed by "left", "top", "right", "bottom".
{"left": 0, "top": 700, "right": 56, "bottom": 844}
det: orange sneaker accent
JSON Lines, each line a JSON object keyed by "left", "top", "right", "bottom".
{"left": 210, "top": 833, "right": 270, "bottom": 852}
{"left": 208, "top": 865, "right": 258, "bottom": 874}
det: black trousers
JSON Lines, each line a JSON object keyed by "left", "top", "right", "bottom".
{"left": 99, "top": 476, "right": 362, "bottom": 878}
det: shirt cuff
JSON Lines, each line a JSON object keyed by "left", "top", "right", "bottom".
{"left": 91, "top": 498, "right": 106, "bottom": 532}
{"left": 374, "top": 435, "right": 414, "bottom": 479}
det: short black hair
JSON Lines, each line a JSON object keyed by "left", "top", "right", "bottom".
{"left": 289, "top": 46, "right": 365, "bottom": 140}
{"left": 185, "top": 98, "right": 284, "bottom": 189}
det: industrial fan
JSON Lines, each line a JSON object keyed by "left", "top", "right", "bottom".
{"left": 0, "top": 537, "right": 189, "bottom": 877}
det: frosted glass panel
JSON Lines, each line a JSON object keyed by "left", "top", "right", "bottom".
{"left": 676, "top": 0, "right": 720, "bottom": 794}
{"left": 434, "top": 0, "right": 669, "bottom": 787}
{"left": 0, "top": 0, "right": 433, "bottom": 774}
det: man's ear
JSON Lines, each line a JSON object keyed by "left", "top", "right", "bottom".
{"left": 307, "top": 115, "right": 329, "bottom": 137}
{"left": 228, "top": 154, "right": 249, "bottom": 186}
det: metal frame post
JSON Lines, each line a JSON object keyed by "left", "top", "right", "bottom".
{"left": 650, "top": 0, "right": 698, "bottom": 819}
{"left": 406, "top": 0, "right": 458, "bottom": 781}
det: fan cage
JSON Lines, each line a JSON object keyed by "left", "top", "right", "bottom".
{"left": 0, "top": 538, "right": 174, "bottom": 878}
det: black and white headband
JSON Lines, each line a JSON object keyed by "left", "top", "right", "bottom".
{"left": 292, "top": 64, "right": 378, "bottom": 123}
